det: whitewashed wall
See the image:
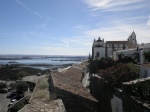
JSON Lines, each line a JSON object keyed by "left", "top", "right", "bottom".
{"left": 94, "top": 47, "right": 105, "bottom": 58}
{"left": 107, "top": 48, "right": 113, "bottom": 57}
{"left": 140, "top": 65, "right": 150, "bottom": 78}
{"left": 111, "top": 95, "right": 122, "bottom": 112}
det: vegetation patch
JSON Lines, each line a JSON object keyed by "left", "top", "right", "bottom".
{"left": 88, "top": 57, "right": 139, "bottom": 89}
{"left": 33, "top": 78, "right": 50, "bottom": 102}
{"left": 0, "top": 65, "right": 49, "bottom": 81}
{"left": 37, "top": 79, "right": 49, "bottom": 90}
{"left": 99, "top": 63, "right": 139, "bottom": 88}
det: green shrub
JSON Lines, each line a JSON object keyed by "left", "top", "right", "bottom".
{"left": 15, "top": 81, "right": 28, "bottom": 93}
{"left": 88, "top": 57, "right": 115, "bottom": 74}
{"left": 99, "top": 63, "right": 139, "bottom": 88}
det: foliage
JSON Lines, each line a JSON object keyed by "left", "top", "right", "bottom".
{"left": 0, "top": 83, "right": 7, "bottom": 89}
{"left": 0, "top": 65, "right": 20, "bottom": 80}
{"left": 143, "top": 51, "right": 150, "bottom": 62}
{"left": 88, "top": 57, "right": 115, "bottom": 74}
{"left": 15, "top": 81, "right": 28, "bottom": 93}
{"left": 99, "top": 63, "right": 139, "bottom": 88}
{"left": 34, "top": 78, "right": 50, "bottom": 102}
{"left": 117, "top": 53, "right": 136, "bottom": 64}
{"left": 0, "top": 65, "right": 47, "bottom": 81}
{"left": 8, "top": 83, "right": 15, "bottom": 89}
{"left": 37, "top": 80, "right": 49, "bottom": 90}
{"left": 9, "top": 102, "right": 25, "bottom": 112}
{"left": 17, "top": 71, "right": 29, "bottom": 79}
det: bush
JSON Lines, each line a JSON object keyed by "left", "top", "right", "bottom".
{"left": 8, "top": 83, "right": 15, "bottom": 89}
{"left": 99, "top": 63, "right": 139, "bottom": 88}
{"left": 9, "top": 102, "right": 25, "bottom": 112}
{"left": 0, "top": 83, "right": 7, "bottom": 89}
{"left": 117, "top": 53, "right": 136, "bottom": 64}
{"left": 17, "top": 71, "right": 29, "bottom": 79}
{"left": 15, "top": 81, "right": 28, "bottom": 93}
{"left": 88, "top": 57, "right": 115, "bottom": 74}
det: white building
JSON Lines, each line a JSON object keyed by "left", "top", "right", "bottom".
{"left": 92, "top": 31, "right": 137, "bottom": 58}
{"left": 111, "top": 95, "right": 122, "bottom": 112}
{"left": 114, "top": 43, "right": 150, "bottom": 64}
{"left": 114, "top": 49, "right": 137, "bottom": 60}
{"left": 140, "top": 64, "right": 150, "bottom": 78}
{"left": 138, "top": 43, "right": 150, "bottom": 64}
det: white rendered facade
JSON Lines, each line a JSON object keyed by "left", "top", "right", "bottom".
{"left": 114, "top": 43, "right": 150, "bottom": 64}
{"left": 111, "top": 95, "right": 122, "bottom": 112}
{"left": 140, "top": 64, "right": 150, "bottom": 78}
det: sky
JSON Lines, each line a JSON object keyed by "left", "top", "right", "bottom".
{"left": 0, "top": 0, "right": 150, "bottom": 55}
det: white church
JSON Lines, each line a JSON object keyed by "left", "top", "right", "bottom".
{"left": 92, "top": 31, "right": 137, "bottom": 58}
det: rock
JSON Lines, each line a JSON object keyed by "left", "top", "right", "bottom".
{"left": 41, "top": 109, "right": 44, "bottom": 112}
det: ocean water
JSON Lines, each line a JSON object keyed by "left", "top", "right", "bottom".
{"left": 0, "top": 55, "right": 87, "bottom": 69}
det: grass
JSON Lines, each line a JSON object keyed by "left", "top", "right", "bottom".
{"left": 33, "top": 78, "right": 50, "bottom": 102}
{"left": 37, "top": 79, "right": 49, "bottom": 90}
{"left": 34, "top": 90, "right": 50, "bottom": 101}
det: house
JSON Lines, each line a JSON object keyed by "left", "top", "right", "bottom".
{"left": 92, "top": 31, "right": 137, "bottom": 59}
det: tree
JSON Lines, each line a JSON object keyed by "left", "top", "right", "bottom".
{"left": 8, "top": 83, "right": 15, "bottom": 89}
{"left": 17, "top": 71, "right": 29, "bottom": 79}
{"left": 88, "top": 57, "right": 115, "bottom": 74}
{"left": 0, "top": 83, "right": 7, "bottom": 90}
{"left": 15, "top": 81, "right": 28, "bottom": 93}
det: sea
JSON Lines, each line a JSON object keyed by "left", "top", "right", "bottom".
{"left": 0, "top": 55, "right": 87, "bottom": 70}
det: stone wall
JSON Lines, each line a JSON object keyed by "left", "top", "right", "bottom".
{"left": 55, "top": 87, "right": 97, "bottom": 112}
{"left": 90, "top": 75, "right": 113, "bottom": 112}
{"left": 49, "top": 73, "right": 57, "bottom": 100}
{"left": 90, "top": 74, "right": 124, "bottom": 112}
{"left": 122, "top": 77, "right": 150, "bottom": 112}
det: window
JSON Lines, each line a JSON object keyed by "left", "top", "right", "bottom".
{"left": 96, "top": 52, "right": 99, "bottom": 57}
{"left": 118, "top": 44, "right": 120, "bottom": 47}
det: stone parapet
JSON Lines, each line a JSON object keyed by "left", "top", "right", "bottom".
{"left": 122, "top": 77, "right": 150, "bottom": 112}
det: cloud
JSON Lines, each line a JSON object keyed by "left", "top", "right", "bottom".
{"left": 147, "top": 15, "right": 150, "bottom": 25}
{"left": 62, "top": 39, "right": 70, "bottom": 47}
{"left": 15, "top": 0, "right": 43, "bottom": 19}
{"left": 81, "top": 0, "right": 150, "bottom": 45}
{"left": 85, "top": 22, "right": 150, "bottom": 44}
{"left": 83, "top": 0, "right": 146, "bottom": 11}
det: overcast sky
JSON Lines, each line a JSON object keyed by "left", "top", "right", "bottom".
{"left": 0, "top": 0, "right": 150, "bottom": 55}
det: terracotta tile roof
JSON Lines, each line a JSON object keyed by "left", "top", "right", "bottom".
{"left": 106, "top": 41, "right": 129, "bottom": 44}
{"left": 52, "top": 66, "right": 97, "bottom": 102}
